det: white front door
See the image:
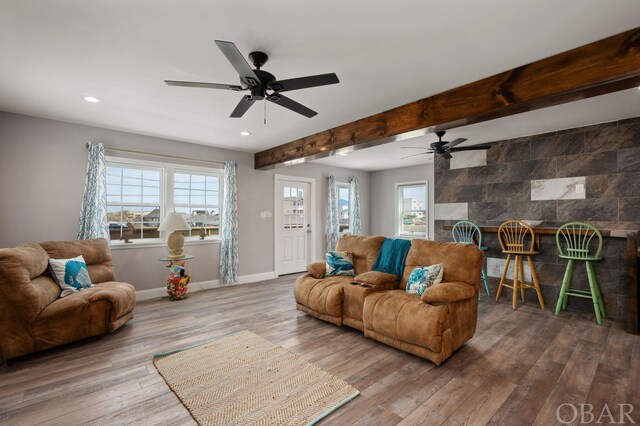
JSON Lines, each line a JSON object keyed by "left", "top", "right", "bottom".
{"left": 275, "top": 176, "right": 314, "bottom": 275}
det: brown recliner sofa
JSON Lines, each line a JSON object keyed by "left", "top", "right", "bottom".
{"left": 0, "top": 238, "right": 136, "bottom": 363}
{"left": 294, "top": 235, "right": 483, "bottom": 365}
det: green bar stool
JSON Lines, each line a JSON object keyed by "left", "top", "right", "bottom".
{"left": 555, "top": 222, "right": 606, "bottom": 325}
{"left": 452, "top": 221, "right": 491, "bottom": 298}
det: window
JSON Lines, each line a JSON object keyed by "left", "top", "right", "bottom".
{"left": 283, "top": 185, "right": 305, "bottom": 229}
{"left": 107, "top": 164, "right": 162, "bottom": 241}
{"left": 396, "top": 182, "right": 427, "bottom": 238}
{"left": 337, "top": 182, "right": 350, "bottom": 233}
{"left": 106, "top": 158, "right": 223, "bottom": 244}
{"left": 174, "top": 171, "right": 221, "bottom": 237}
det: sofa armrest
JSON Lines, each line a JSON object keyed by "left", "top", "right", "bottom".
{"left": 354, "top": 271, "right": 397, "bottom": 286}
{"left": 306, "top": 261, "right": 326, "bottom": 279}
{"left": 421, "top": 282, "right": 476, "bottom": 304}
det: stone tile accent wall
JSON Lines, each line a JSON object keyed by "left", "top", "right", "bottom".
{"left": 434, "top": 117, "right": 640, "bottom": 320}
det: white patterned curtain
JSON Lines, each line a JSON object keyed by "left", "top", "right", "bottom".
{"left": 349, "top": 177, "right": 362, "bottom": 235}
{"left": 77, "top": 142, "right": 109, "bottom": 240}
{"left": 219, "top": 161, "right": 238, "bottom": 284}
{"left": 326, "top": 175, "right": 340, "bottom": 251}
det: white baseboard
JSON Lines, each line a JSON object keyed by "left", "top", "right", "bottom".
{"left": 135, "top": 271, "right": 278, "bottom": 301}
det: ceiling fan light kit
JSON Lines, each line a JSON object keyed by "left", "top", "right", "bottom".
{"left": 165, "top": 40, "right": 340, "bottom": 119}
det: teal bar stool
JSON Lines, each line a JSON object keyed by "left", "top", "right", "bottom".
{"left": 555, "top": 222, "right": 606, "bottom": 325}
{"left": 452, "top": 221, "right": 490, "bottom": 298}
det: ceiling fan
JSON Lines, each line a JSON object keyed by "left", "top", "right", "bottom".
{"left": 164, "top": 40, "right": 339, "bottom": 119}
{"left": 401, "top": 130, "right": 491, "bottom": 159}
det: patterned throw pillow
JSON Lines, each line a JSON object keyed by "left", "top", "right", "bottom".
{"left": 48, "top": 255, "right": 93, "bottom": 297}
{"left": 406, "top": 263, "right": 444, "bottom": 296}
{"left": 324, "top": 251, "right": 355, "bottom": 277}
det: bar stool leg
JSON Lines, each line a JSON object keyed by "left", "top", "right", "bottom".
{"left": 585, "top": 261, "right": 605, "bottom": 325}
{"left": 519, "top": 256, "right": 526, "bottom": 303}
{"left": 555, "top": 259, "right": 573, "bottom": 315}
{"left": 527, "top": 255, "right": 545, "bottom": 310}
{"left": 591, "top": 265, "right": 606, "bottom": 319}
{"left": 512, "top": 255, "right": 520, "bottom": 310}
{"left": 496, "top": 254, "right": 511, "bottom": 302}
{"left": 481, "top": 265, "right": 490, "bottom": 297}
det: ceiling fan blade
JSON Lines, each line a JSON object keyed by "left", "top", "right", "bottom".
{"left": 442, "top": 151, "right": 453, "bottom": 160}
{"left": 449, "top": 145, "right": 491, "bottom": 152}
{"left": 267, "top": 94, "right": 317, "bottom": 118}
{"left": 214, "top": 40, "right": 260, "bottom": 85}
{"left": 270, "top": 73, "right": 340, "bottom": 92}
{"left": 430, "top": 141, "right": 447, "bottom": 149}
{"left": 400, "top": 146, "right": 431, "bottom": 149}
{"left": 445, "top": 138, "right": 468, "bottom": 148}
{"left": 230, "top": 95, "right": 256, "bottom": 118}
{"left": 402, "top": 152, "right": 433, "bottom": 160}
{"left": 164, "top": 80, "right": 243, "bottom": 91}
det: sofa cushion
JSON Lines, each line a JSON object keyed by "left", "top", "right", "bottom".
{"left": 48, "top": 255, "right": 94, "bottom": 297}
{"left": 406, "top": 263, "right": 443, "bottom": 296}
{"left": 336, "top": 235, "right": 385, "bottom": 275}
{"left": 293, "top": 274, "right": 352, "bottom": 318}
{"left": 325, "top": 251, "right": 355, "bottom": 277}
{"left": 363, "top": 290, "right": 449, "bottom": 353}
{"left": 40, "top": 239, "right": 116, "bottom": 284}
{"left": 0, "top": 243, "right": 60, "bottom": 323}
{"left": 402, "top": 240, "right": 483, "bottom": 290}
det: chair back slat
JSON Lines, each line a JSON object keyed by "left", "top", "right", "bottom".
{"left": 555, "top": 222, "right": 602, "bottom": 259}
{"left": 498, "top": 220, "right": 536, "bottom": 254}
{"left": 452, "top": 221, "right": 482, "bottom": 248}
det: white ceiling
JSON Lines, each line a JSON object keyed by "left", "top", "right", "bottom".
{"left": 313, "top": 88, "right": 640, "bottom": 171}
{"left": 0, "top": 1, "right": 639, "bottom": 155}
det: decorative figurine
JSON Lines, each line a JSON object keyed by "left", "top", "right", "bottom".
{"left": 120, "top": 222, "right": 135, "bottom": 243}
{"left": 199, "top": 227, "right": 207, "bottom": 240}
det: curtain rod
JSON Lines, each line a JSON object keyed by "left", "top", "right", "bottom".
{"left": 86, "top": 143, "right": 226, "bottom": 167}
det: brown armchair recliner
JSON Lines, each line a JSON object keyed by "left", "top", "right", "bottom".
{"left": 0, "top": 238, "right": 136, "bottom": 363}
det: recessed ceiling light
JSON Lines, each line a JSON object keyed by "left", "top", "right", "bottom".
{"left": 83, "top": 96, "right": 101, "bottom": 103}
{"left": 240, "top": 131, "right": 251, "bottom": 136}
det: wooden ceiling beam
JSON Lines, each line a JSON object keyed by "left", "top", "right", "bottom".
{"left": 255, "top": 27, "right": 640, "bottom": 169}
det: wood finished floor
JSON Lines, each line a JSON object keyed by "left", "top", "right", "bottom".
{"left": 1, "top": 275, "right": 639, "bottom": 426}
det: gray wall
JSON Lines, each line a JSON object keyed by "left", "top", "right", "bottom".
{"left": 370, "top": 163, "right": 435, "bottom": 239}
{"left": 0, "top": 112, "right": 370, "bottom": 291}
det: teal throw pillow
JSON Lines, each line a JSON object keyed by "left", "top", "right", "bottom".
{"left": 48, "top": 255, "right": 94, "bottom": 297}
{"left": 325, "top": 251, "right": 355, "bottom": 277}
{"left": 406, "top": 263, "right": 444, "bottom": 296}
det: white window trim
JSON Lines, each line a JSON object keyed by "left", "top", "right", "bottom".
{"left": 106, "top": 156, "right": 224, "bottom": 248}
{"left": 395, "top": 180, "right": 429, "bottom": 239}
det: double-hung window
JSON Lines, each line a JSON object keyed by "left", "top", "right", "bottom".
{"left": 396, "top": 181, "right": 427, "bottom": 238}
{"left": 106, "top": 157, "right": 223, "bottom": 244}
{"left": 106, "top": 164, "right": 162, "bottom": 241}
{"left": 174, "top": 171, "right": 221, "bottom": 237}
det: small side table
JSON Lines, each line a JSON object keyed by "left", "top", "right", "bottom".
{"left": 158, "top": 255, "right": 194, "bottom": 300}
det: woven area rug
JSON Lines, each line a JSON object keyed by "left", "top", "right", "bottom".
{"left": 153, "top": 330, "right": 359, "bottom": 426}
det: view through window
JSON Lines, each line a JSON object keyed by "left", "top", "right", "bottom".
{"left": 106, "top": 160, "right": 223, "bottom": 242}
{"left": 107, "top": 165, "right": 162, "bottom": 241}
{"left": 337, "top": 183, "right": 350, "bottom": 233}
{"left": 397, "top": 182, "right": 427, "bottom": 237}
{"left": 174, "top": 171, "right": 221, "bottom": 237}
